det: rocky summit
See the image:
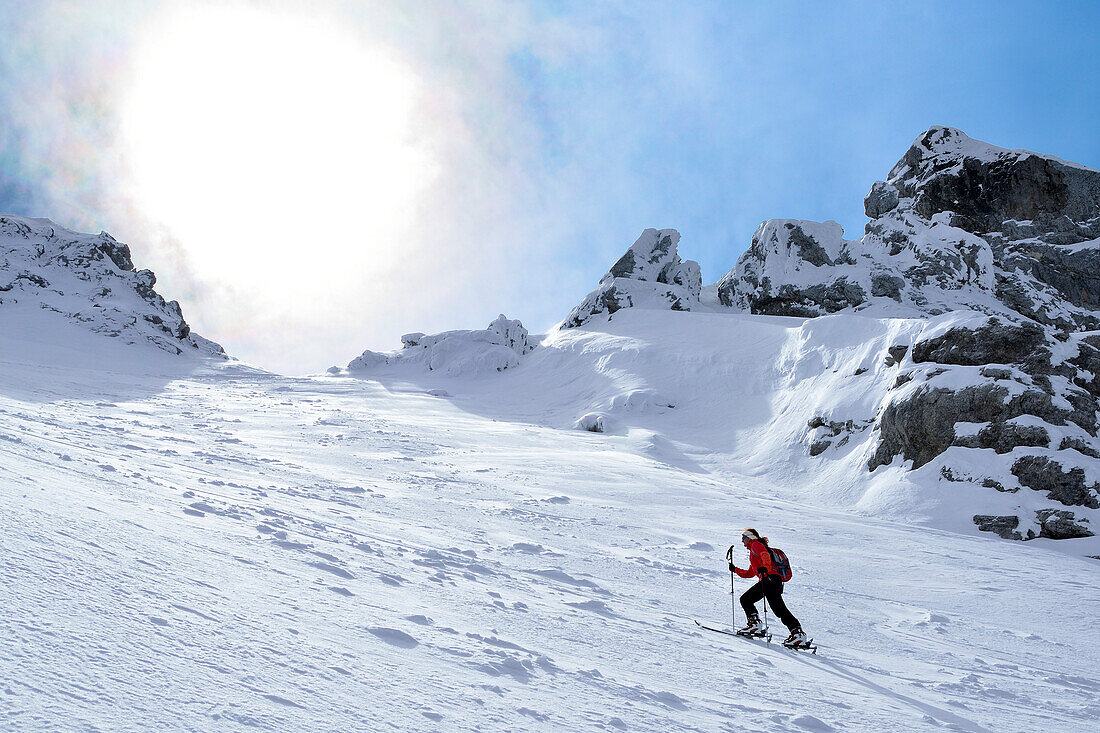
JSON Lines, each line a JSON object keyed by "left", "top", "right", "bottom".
{"left": 561, "top": 126, "right": 1099, "bottom": 542}
{"left": 726, "top": 127, "right": 1100, "bottom": 541}
{"left": 563, "top": 228, "right": 701, "bottom": 328}
{"left": 0, "top": 215, "right": 224, "bottom": 357}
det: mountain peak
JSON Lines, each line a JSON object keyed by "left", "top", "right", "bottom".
{"left": 0, "top": 214, "right": 224, "bottom": 358}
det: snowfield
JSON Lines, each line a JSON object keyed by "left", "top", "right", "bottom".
{"left": 2, "top": 306, "right": 1098, "bottom": 732}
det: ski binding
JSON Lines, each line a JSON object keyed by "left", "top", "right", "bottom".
{"left": 782, "top": 638, "right": 818, "bottom": 654}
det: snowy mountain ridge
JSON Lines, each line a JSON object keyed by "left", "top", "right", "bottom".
{"left": 0, "top": 214, "right": 224, "bottom": 357}
{"left": 351, "top": 127, "right": 1100, "bottom": 546}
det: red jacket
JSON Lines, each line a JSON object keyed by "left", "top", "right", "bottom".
{"left": 734, "top": 539, "right": 778, "bottom": 580}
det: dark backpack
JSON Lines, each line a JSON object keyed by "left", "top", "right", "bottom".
{"left": 768, "top": 547, "right": 793, "bottom": 582}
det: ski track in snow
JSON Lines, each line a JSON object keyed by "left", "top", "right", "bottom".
{"left": 2, "top": 318, "right": 1099, "bottom": 732}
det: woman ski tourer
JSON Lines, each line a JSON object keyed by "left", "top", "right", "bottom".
{"left": 728, "top": 528, "right": 807, "bottom": 646}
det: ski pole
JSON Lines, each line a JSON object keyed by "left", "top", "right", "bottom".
{"left": 726, "top": 544, "right": 736, "bottom": 631}
{"left": 730, "top": 570, "right": 736, "bottom": 631}
{"left": 763, "top": 597, "right": 770, "bottom": 640}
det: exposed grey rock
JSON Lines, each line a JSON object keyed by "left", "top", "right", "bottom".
{"left": 979, "top": 366, "right": 1013, "bottom": 380}
{"left": 911, "top": 320, "right": 1046, "bottom": 367}
{"left": 564, "top": 228, "right": 700, "bottom": 328}
{"left": 892, "top": 372, "right": 914, "bottom": 389}
{"left": 889, "top": 126, "right": 1100, "bottom": 232}
{"left": 715, "top": 220, "right": 867, "bottom": 315}
{"left": 973, "top": 514, "right": 1022, "bottom": 540}
{"left": 807, "top": 417, "right": 871, "bottom": 458}
{"left": 1035, "top": 509, "right": 1093, "bottom": 539}
{"left": 870, "top": 384, "right": 1003, "bottom": 470}
{"left": 746, "top": 277, "right": 866, "bottom": 317}
{"left": 1069, "top": 340, "right": 1100, "bottom": 397}
{"left": 1011, "top": 455, "right": 1099, "bottom": 508}
{"left": 982, "top": 478, "right": 1012, "bottom": 492}
{"left": 871, "top": 274, "right": 904, "bottom": 301}
{"left": 1009, "top": 243, "right": 1100, "bottom": 312}
{"left": 1059, "top": 436, "right": 1100, "bottom": 459}
{"left": 868, "top": 382, "right": 1085, "bottom": 470}
{"left": 953, "top": 422, "right": 1050, "bottom": 453}
{"left": 864, "top": 181, "right": 900, "bottom": 218}
{"left": 884, "top": 345, "right": 909, "bottom": 367}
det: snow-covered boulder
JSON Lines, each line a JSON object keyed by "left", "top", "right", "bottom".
{"left": 0, "top": 215, "right": 224, "bottom": 357}
{"left": 563, "top": 228, "right": 701, "bottom": 328}
{"left": 347, "top": 314, "right": 535, "bottom": 376}
{"left": 715, "top": 219, "right": 869, "bottom": 316}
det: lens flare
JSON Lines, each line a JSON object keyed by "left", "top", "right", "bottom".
{"left": 119, "top": 4, "right": 433, "bottom": 305}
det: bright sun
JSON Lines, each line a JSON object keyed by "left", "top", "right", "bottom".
{"left": 120, "top": 5, "right": 432, "bottom": 304}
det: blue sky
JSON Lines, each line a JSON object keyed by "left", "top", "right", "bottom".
{"left": 1, "top": 1, "right": 1098, "bottom": 372}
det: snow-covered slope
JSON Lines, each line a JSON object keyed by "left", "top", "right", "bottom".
{"left": 0, "top": 214, "right": 224, "bottom": 357}
{"left": 3, "top": 319, "right": 1099, "bottom": 732}
{"left": 555, "top": 127, "right": 1100, "bottom": 544}
{"left": 3, "top": 128, "right": 1099, "bottom": 731}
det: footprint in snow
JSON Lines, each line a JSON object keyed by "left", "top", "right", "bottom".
{"left": 367, "top": 627, "right": 419, "bottom": 649}
{"left": 404, "top": 615, "right": 434, "bottom": 625}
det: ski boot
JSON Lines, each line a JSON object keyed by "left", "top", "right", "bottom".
{"left": 737, "top": 615, "right": 768, "bottom": 638}
{"left": 782, "top": 628, "right": 815, "bottom": 651}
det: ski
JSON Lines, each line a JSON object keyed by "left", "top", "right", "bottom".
{"left": 694, "top": 620, "right": 771, "bottom": 642}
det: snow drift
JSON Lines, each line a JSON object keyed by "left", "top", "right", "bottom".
{"left": 346, "top": 314, "right": 535, "bottom": 376}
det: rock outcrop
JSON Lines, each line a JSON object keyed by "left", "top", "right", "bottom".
{"left": 0, "top": 215, "right": 224, "bottom": 357}
{"left": 563, "top": 228, "right": 701, "bottom": 328}
{"left": 716, "top": 127, "right": 1100, "bottom": 542}
{"left": 347, "top": 314, "right": 535, "bottom": 377}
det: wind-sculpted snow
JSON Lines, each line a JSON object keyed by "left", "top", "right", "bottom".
{"left": 0, "top": 215, "right": 224, "bottom": 357}
{"left": 563, "top": 228, "right": 701, "bottom": 328}
{"left": 346, "top": 314, "right": 534, "bottom": 376}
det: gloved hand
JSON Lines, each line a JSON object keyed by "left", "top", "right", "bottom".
{"left": 729, "top": 563, "right": 738, "bottom": 574}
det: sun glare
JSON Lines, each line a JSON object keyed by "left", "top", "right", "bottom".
{"left": 120, "top": 5, "right": 432, "bottom": 303}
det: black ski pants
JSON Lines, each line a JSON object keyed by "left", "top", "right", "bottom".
{"left": 740, "top": 576, "right": 800, "bottom": 631}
